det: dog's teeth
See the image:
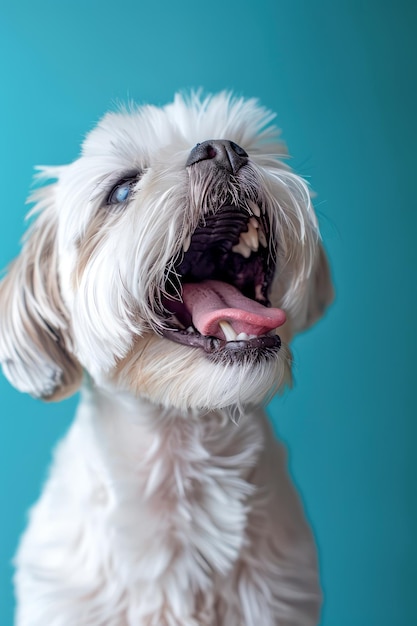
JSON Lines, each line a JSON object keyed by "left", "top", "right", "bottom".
{"left": 236, "top": 332, "right": 249, "bottom": 340}
{"left": 239, "top": 221, "right": 259, "bottom": 252}
{"left": 183, "top": 234, "right": 191, "bottom": 252}
{"left": 239, "top": 231, "right": 254, "bottom": 252}
{"left": 246, "top": 221, "right": 259, "bottom": 251}
{"left": 233, "top": 220, "right": 262, "bottom": 256}
{"left": 232, "top": 241, "right": 252, "bottom": 258}
{"left": 248, "top": 200, "right": 261, "bottom": 217}
{"left": 219, "top": 321, "right": 238, "bottom": 342}
{"left": 258, "top": 228, "right": 267, "bottom": 248}
{"left": 255, "top": 284, "right": 264, "bottom": 301}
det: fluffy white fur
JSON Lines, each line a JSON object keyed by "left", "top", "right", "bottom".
{"left": 0, "top": 92, "right": 333, "bottom": 625}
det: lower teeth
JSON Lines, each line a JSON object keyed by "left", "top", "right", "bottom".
{"left": 236, "top": 332, "right": 257, "bottom": 341}
{"left": 219, "top": 320, "right": 237, "bottom": 341}
{"left": 220, "top": 325, "right": 258, "bottom": 342}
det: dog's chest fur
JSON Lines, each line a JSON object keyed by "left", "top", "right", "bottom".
{"left": 15, "top": 387, "right": 319, "bottom": 625}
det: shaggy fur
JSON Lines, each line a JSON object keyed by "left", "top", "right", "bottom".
{"left": 0, "top": 92, "right": 333, "bottom": 625}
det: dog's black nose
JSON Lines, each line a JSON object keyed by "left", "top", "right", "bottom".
{"left": 186, "top": 140, "right": 248, "bottom": 174}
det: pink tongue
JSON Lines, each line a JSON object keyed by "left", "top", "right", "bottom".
{"left": 182, "top": 280, "right": 286, "bottom": 340}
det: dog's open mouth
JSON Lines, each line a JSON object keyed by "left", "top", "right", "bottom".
{"left": 161, "top": 202, "right": 286, "bottom": 362}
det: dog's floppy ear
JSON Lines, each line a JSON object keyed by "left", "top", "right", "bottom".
{"left": 0, "top": 181, "right": 82, "bottom": 400}
{"left": 294, "top": 242, "right": 334, "bottom": 333}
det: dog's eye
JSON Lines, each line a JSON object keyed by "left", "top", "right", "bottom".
{"left": 107, "top": 176, "right": 138, "bottom": 205}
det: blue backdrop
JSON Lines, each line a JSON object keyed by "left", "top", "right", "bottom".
{"left": 0, "top": 1, "right": 415, "bottom": 624}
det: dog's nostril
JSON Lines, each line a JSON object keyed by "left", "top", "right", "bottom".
{"left": 186, "top": 139, "right": 248, "bottom": 174}
{"left": 230, "top": 141, "right": 248, "bottom": 157}
{"left": 188, "top": 142, "right": 217, "bottom": 161}
{"left": 206, "top": 145, "right": 217, "bottom": 159}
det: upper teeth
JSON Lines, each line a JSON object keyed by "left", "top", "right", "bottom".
{"left": 240, "top": 219, "right": 259, "bottom": 252}
{"left": 247, "top": 200, "right": 261, "bottom": 217}
{"left": 232, "top": 217, "right": 267, "bottom": 258}
{"left": 258, "top": 228, "right": 267, "bottom": 248}
{"left": 183, "top": 234, "right": 191, "bottom": 252}
{"left": 232, "top": 240, "right": 252, "bottom": 258}
{"left": 182, "top": 204, "right": 267, "bottom": 258}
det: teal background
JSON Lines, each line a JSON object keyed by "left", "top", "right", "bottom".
{"left": 0, "top": 1, "right": 415, "bottom": 624}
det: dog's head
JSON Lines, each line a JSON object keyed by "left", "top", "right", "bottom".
{"left": 0, "top": 93, "right": 332, "bottom": 411}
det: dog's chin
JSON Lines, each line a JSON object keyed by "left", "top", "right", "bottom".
{"left": 111, "top": 333, "right": 292, "bottom": 413}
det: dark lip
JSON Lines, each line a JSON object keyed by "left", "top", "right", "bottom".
{"left": 210, "top": 334, "right": 281, "bottom": 364}
{"left": 160, "top": 326, "right": 281, "bottom": 361}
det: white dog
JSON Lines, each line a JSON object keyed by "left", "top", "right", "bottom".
{"left": 0, "top": 93, "right": 333, "bottom": 626}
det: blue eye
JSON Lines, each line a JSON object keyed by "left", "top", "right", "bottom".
{"left": 107, "top": 176, "right": 137, "bottom": 205}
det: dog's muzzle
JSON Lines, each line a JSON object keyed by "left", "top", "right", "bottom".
{"left": 160, "top": 140, "right": 285, "bottom": 364}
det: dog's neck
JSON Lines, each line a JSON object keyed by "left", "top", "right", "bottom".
{"left": 73, "top": 381, "right": 266, "bottom": 487}
{"left": 80, "top": 379, "right": 239, "bottom": 426}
